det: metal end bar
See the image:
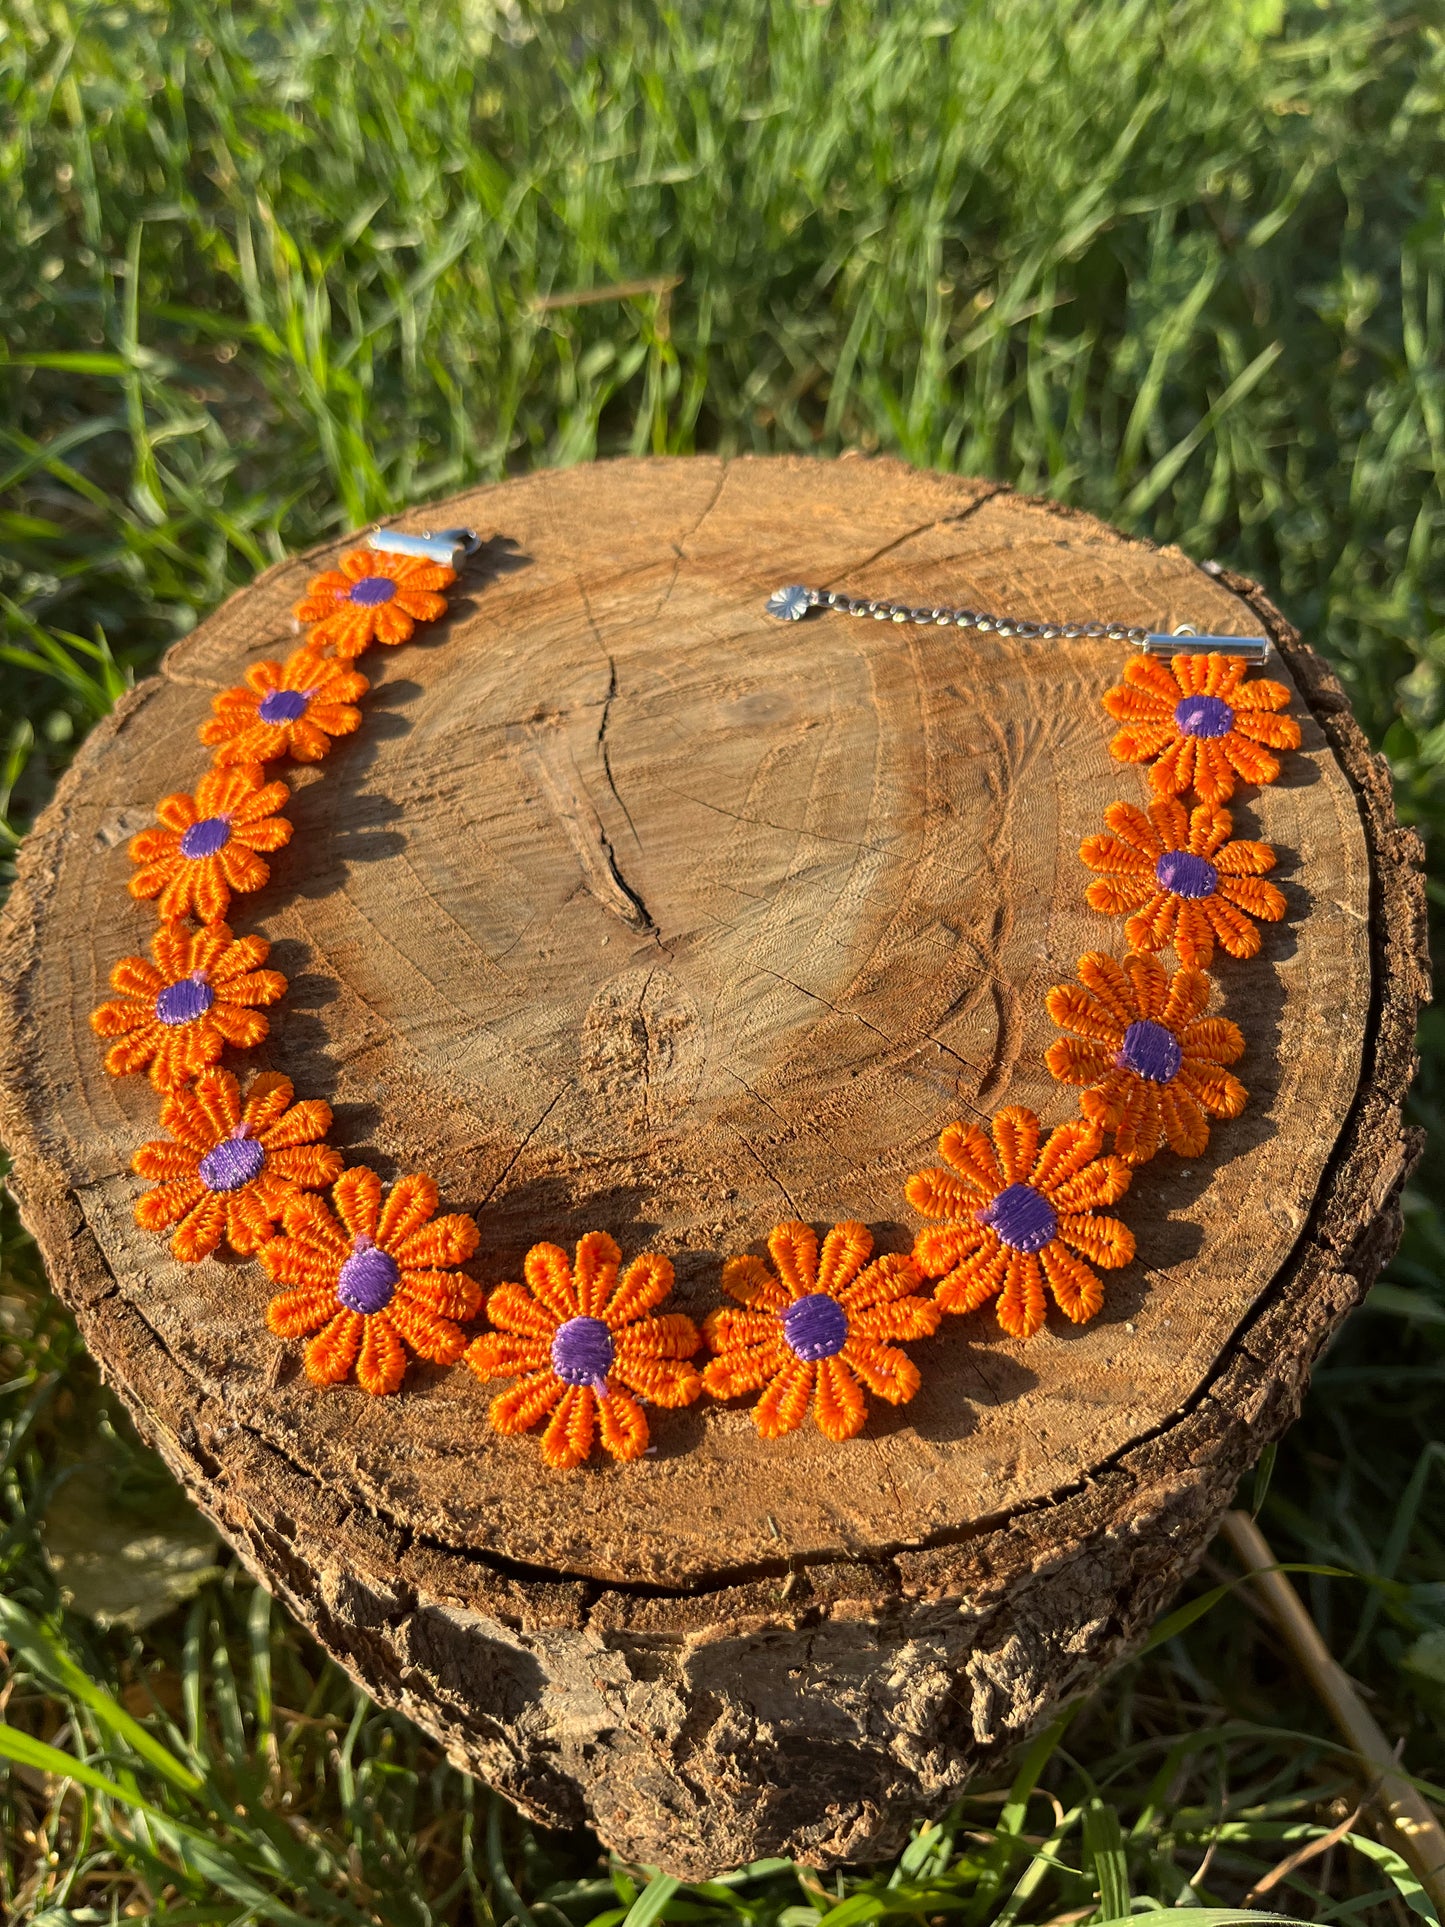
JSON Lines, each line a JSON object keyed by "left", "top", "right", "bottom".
{"left": 1142, "top": 632, "right": 1272, "bottom": 664}
{"left": 367, "top": 526, "right": 481, "bottom": 570}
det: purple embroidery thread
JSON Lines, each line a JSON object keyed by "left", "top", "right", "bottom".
{"left": 981, "top": 1182, "right": 1058, "bottom": 1255}
{"left": 155, "top": 971, "right": 214, "bottom": 1027}
{"left": 347, "top": 575, "right": 397, "bottom": 607}
{"left": 199, "top": 1130, "right": 266, "bottom": 1192}
{"left": 180, "top": 815, "right": 232, "bottom": 859}
{"left": 782, "top": 1292, "right": 849, "bottom": 1362}
{"left": 1173, "top": 693, "right": 1235, "bottom": 739}
{"left": 258, "top": 687, "right": 311, "bottom": 724}
{"left": 1155, "top": 849, "right": 1218, "bottom": 899}
{"left": 337, "top": 1237, "right": 400, "bottom": 1314}
{"left": 1117, "top": 1018, "right": 1183, "bottom": 1085}
{"left": 551, "top": 1315, "right": 615, "bottom": 1393}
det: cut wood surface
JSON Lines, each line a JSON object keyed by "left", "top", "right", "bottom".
{"left": 0, "top": 456, "right": 1427, "bottom": 1874}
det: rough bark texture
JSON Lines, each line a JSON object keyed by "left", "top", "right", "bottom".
{"left": 0, "top": 456, "right": 1428, "bottom": 1875}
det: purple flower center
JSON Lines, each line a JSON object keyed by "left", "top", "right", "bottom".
{"left": 551, "top": 1315, "right": 615, "bottom": 1389}
{"left": 782, "top": 1292, "right": 849, "bottom": 1362}
{"left": 981, "top": 1182, "right": 1058, "bottom": 1255}
{"left": 347, "top": 574, "right": 397, "bottom": 607}
{"left": 337, "top": 1237, "right": 400, "bottom": 1315}
{"left": 198, "top": 1129, "right": 266, "bottom": 1192}
{"left": 180, "top": 815, "right": 232, "bottom": 859}
{"left": 258, "top": 687, "right": 311, "bottom": 724}
{"left": 155, "top": 972, "right": 214, "bottom": 1027}
{"left": 1155, "top": 849, "right": 1218, "bottom": 898}
{"left": 1173, "top": 693, "right": 1235, "bottom": 739}
{"left": 1117, "top": 1018, "right": 1183, "bottom": 1084}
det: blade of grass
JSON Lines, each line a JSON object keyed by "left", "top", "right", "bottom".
{"left": 0, "top": 1596, "right": 204, "bottom": 1796}
{"left": 1081, "top": 1794, "right": 1130, "bottom": 1922}
{"left": 1221, "top": 1510, "right": 1445, "bottom": 1916}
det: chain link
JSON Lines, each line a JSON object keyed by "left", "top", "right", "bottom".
{"left": 765, "top": 584, "right": 1149, "bottom": 644}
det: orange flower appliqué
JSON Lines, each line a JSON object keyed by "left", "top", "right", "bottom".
{"left": 200, "top": 647, "right": 368, "bottom": 766}
{"left": 907, "top": 1108, "right": 1134, "bottom": 1339}
{"left": 1102, "top": 651, "right": 1301, "bottom": 805}
{"left": 90, "top": 921, "right": 287, "bottom": 1090}
{"left": 465, "top": 1233, "right": 702, "bottom": 1470}
{"left": 127, "top": 763, "right": 292, "bottom": 924}
{"left": 292, "top": 547, "right": 455, "bottom": 657}
{"left": 701, "top": 1221, "right": 940, "bottom": 1443}
{"left": 262, "top": 1168, "right": 481, "bottom": 1396}
{"left": 133, "top": 1069, "right": 342, "bottom": 1261}
{"left": 1081, "top": 797, "right": 1285, "bottom": 968}
{"left": 1045, "top": 952, "right": 1247, "bottom": 1164}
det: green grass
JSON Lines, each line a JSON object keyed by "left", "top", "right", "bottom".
{"left": 3, "top": 0, "right": 1445, "bottom": 1918}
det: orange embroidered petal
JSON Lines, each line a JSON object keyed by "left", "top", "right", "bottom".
{"left": 907, "top": 1106, "right": 1134, "bottom": 1338}
{"left": 465, "top": 1235, "right": 701, "bottom": 1467}
{"left": 467, "top": 1330, "right": 549, "bottom": 1376}
{"left": 292, "top": 548, "right": 456, "bottom": 658}
{"left": 915, "top": 1238, "right": 1008, "bottom": 1317}
{"left": 611, "top": 1323, "right": 704, "bottom": 1407}
{"left": 356, "top": 1313, "right": 407, "bottom": 1395}
{"left": 1039, "top": 1242, "right": 1104, "bottom": 1324}
{"left": 1045, "top": 951, "right": 1247, "bottom": 1164}
{"left": 996, "top": 1251, "right": 1046, "bottom": 1340}
{"left": 324, "top": 1168, "right": 381, "bottom": 1246}
{"left": 754, "top": 1356, "right": 814, "bottom": 1438}
{"left": 714, "top": 1251, "right": 788, "bottom": 1313}
{"left": 385, "top": 1294, "right": 469, "bottom": 1365}
{"left": 1101, "top": 650, "right": 1301, "bottom": 804}
{"left": 127, "top": 763, "right": 292, "bottom": 924}
{"left": 698, "top": 1310, "right": 790, "bottom": 1390}
{"left": 702, "top": 1221, "right": 937, "bottom": 1442}
{"left": 305, "top": 1310, "right": 365, "bottom": 1385}
{"left": 489, "top": 1368, "right": 567, "bottom": 1437}
{"left": 201, "top": 646, "right": 368, "bottom": 766}
{"left": 595, "top": 1385, "right": 650, "bottom": 1463}
{"left": 90, "top": 921, "right": 286, "bottom": 1091}
{"left": 482, "top": 1280, "right": 560, "bottom": 1341}
{"left": 842, "top": 1332, "right": 922, "bottom": 1401}
{"left": 393, "top": 1213, "right": 481, "bottom": 1269}
{"left": 376, "top": 1172, "right": 440, "bottom": 1247}
{"left": 264, "top": 1283, "right": 337, "bottom": 1337}
{"left": 813, "top": 1354, "right": 869, "bottom": 1439}
{"left": 261, "top": 1168, "right": 480, "bottom": 1395}
{"left": 401, "top": 1269, "right": 486, "bottom": 1321}
{"left": 131, "top": 1067, "right": 342, "bottom": 1261}
{"left": 606, "top": 1249, "right": 677, "bottom": 1325}
{"left": 541, "top": 1385, "right": 601, "bottom": 1470}
{"left": 1081, "top": 796, "right": 1286, "bottom": 968}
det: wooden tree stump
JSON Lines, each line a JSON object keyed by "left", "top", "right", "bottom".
{"left": 0, "top": 456, "right": 1428, "bottom": 1876}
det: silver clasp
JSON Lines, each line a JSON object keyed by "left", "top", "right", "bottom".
{"left": 366, "top": 525, "right": 482, "bottom": 571}
{"left": 1142, "top": 623, "right": 1271, "bottom": 665}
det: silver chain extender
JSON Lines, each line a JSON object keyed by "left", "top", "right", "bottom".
{"left": 763, "top": 585, "right": 1271, "bottom": 663}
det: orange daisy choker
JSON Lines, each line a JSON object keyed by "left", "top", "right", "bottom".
{"left": 86, "top": 533, "right": 1300, "bottom": 1469}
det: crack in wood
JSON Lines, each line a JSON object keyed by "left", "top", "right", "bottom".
{"left": 523, "top": 716, "right": 657, "bottom": 934}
